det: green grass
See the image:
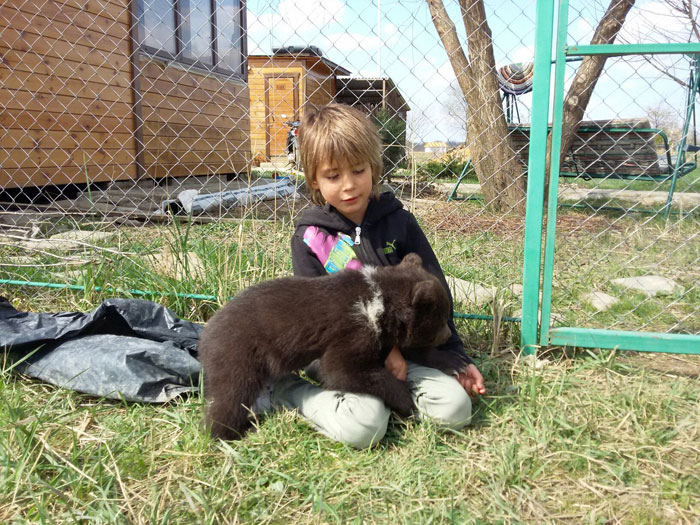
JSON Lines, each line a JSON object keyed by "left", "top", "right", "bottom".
{"left": 2, "top": 350, "right": 698, "bottom": 522}
{"left": 565, "top": 163, "right": 700, "bottom": 194}
{"left": 1, "top": 195, "right": 699, "bottom": 522}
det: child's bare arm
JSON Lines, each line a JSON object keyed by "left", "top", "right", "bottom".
{"left": 385, "top": 345, "right": 407, "bottom": 381}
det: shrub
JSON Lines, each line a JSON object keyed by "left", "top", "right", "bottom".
{"left": 373, "top": 108, "right": 407, "bottom": 173}
{"left": 418, "top": 160, "right": 475, "bottom": 181}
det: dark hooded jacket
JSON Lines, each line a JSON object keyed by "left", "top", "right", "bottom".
{"left": 291, "top": 191, "right": 472, "bottom": 364}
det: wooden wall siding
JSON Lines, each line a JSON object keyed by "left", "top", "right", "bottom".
{"left": 249, "top": 62, "right": 303, "bottom": 161}
{"left": 138, "top": 58, "right": 250, "bottom": 179}
{"left": 248, "top": 56, "right": 336, "bottom": 161}
{"left": 0, "top": 0, "right": 251, "bottom": 189}
{"left": 0, "top": 0, "right": 137, "bottom": 189}
{"left": 264, "top": 74, "right": 299, "bottom": 158}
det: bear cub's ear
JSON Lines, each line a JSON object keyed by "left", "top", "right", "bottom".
{"left": 411, "top": 280, "right": 439, "bottom": 307}
{"left": 401, "top": 253, "right": 423, "bottom": 268}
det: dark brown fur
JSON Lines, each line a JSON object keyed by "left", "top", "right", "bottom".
{"left": 198, "top": 253, "right": 468, "bottom": 440}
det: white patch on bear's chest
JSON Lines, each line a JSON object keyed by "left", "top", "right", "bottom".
{"left": 354, "top": 268, "right": 384, "bottom": 334}
{"left": 360, "top": 265, "right": 378, "bottom": 281}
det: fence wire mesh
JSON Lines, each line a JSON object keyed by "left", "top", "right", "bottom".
{"left": 0, "top": 0, "right": 698, "bottom": 348}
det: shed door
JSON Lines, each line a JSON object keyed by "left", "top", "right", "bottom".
{"left": 265, "top": 75, "right": 299, "bottom": 158}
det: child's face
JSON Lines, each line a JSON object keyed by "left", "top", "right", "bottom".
{"left": 312, "top": 158, "right": 373, "bottom": 224}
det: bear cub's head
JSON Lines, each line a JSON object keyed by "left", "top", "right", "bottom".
{"left": 396, "top": 253, "right": 452, "bottom": 349}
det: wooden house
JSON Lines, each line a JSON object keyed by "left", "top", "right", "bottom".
{"left": 248, "top": 47, "right": 350, "bottom": 161}
{"left": 0, "top": 0, "right": 249, "bottom": 191}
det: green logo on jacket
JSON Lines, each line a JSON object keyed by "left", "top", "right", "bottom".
{"left": 383, "top": 240, "right": 397, "bottom": 255}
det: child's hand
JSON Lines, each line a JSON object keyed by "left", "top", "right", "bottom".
{"left": 456, "top": 364, "right": 486, "bottom": 396}
{"left": 385, "top": 345, "right": 407, "bottom": 381}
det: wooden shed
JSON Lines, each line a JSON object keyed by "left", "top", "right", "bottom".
{"left": 0, "top": 0, "right": 250, "bottom": 191}
{"left": 248, "top": 47, "right": 350, "bottom": 161}
{"left": 335, "top": 76, "right": 410, "bottom": 123}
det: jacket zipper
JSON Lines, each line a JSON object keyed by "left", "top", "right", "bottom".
{"left": 352, "top": 225, "right": 383, "bottom": 266}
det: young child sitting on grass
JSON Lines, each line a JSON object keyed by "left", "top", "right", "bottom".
{"left": 255, "top": 103, "right": 485, "bottom": 448}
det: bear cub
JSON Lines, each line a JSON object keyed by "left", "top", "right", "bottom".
{"left": 198, "top": 253, "right": 470, "bottom": 440}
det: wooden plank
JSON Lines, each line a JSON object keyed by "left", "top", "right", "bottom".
{"left": 146, "top": 76, "right": 247, "bottom": 107}
{"left": 4, "top": 128, "right": 135, "bottom": 150}
{"left": 140, "top": 59, "right": 248, "bottom": 95}
{"left": 0, "top": 163, "right": 137, "bottom": 188}
{"left": 4, "top": 0, "right": 128, "bottom": 41}
{"left": 141, "top": 92, "right": 247, "bottom": 121}
{"left": 141, "top": 105, "right": 242, "bottom": 130}
{"left": 0, "top": 68, "right": 131, "bottom": 99}
{"left": 49, "top": 0, "right": 130, "bottom": 24}
{"left": 0, "top": 6, "right": 128, "bottom": 56}
{"left": 1, "top": 89, "right": 133, "bottom": 119}
{"left": 143, "top": 121, "right": 246, "bottom": 141}
{"left": 2, "top": 147, "right": 137, "bottom": 169}
{"left": 0, "top": 49, "right": 131, "bottom": 88}
{"left": 144, "top": 135, "right": 247, "bottom": 152}
{"left": 146, "top": 161, "right": 248, "bottom": 179}
{"left": 1, "top": 108, "right": 134, "bottom": 134}
{"left": 0, "top": 31, "right": 131, "bottom": 74}
{"left": 144, "top": 149, "right": 245, "bottom": 166}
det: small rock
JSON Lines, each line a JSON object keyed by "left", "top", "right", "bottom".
{"left": 612, "top": 275, "right": 681, "bottom": 297}
{"left": 446, "top": 276, "right": 496, "bottom": 306}
{"left": 583, "top": 291, "right": 619, "bottom": 311}
{"left": 509, "top": 284, "right": 523, "bottom": 296}
{"left": 50, "top": 230, "right": 114, "bottom": 243}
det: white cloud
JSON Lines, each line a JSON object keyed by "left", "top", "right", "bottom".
{"left": 322, "top": 31, "right": 379, "bottom": 54}
{"left": 278, "top": 0, "right": 345, "bottom": 32}
{"left": 247, "top": 1, "right": 346, "bottom": 54}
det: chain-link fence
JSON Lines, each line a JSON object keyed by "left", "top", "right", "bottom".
{"left": 1, "top": 0, "right": 698, "bottom": 352}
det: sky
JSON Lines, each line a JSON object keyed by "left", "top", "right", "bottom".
{"left": 246, "top": 0, "right": 695, "bottom": 142}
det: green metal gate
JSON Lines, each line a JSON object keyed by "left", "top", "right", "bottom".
{"left": 522, "top": 0, "right": 700, "bottom": 355}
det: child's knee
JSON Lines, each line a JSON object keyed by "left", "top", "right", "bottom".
{"left": 330, "top": 394, "right": 391, "bottom": 448}
{"left": 427, "top": 383, "right": 472, "bottom": 430}
{"left": 299, "top": 391, "right": 390, "bottom": 449}
{"left": 409, "top": 365, "right": 473, "bottom": 430}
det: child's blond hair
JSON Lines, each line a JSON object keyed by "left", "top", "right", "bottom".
{"left": 298, "top": 104, "right": 383, "bottom": 205}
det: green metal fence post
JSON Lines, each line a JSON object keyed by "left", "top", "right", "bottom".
{"left": 521, "top": 0, "right": 556, "bottom": 355}
{"left": 538, "top": 0, "right": 569, "bottom": 347}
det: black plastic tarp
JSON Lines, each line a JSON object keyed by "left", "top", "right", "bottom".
{"left": 0, "top": 297, "right": 203, "bottom": 403}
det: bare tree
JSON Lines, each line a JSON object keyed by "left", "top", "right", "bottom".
{"left": 443, "top": 81, "right": 468, "bottom": 139}
{"left": 619, "top": 0, "right": 699, "bottom": 87}
{"left": 407, "top": 109, "right": 430, "bottom": 146}
{"left": 646, "top": 101, "right": 683, "bottom": 144}
{"left": 427, "top": 0, "right": 636, "bottom": 213}
{"left": 426, "top": 0, "right": 525, "bottom": 212}
{"left": 550, "top": 0, "right": 636, "bottom": 173}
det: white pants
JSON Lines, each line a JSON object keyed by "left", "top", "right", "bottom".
{"left": 267, "top": 362, "right": 473, "bottom": 449}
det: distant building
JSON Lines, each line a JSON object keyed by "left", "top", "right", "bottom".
{"left": 335, "top": 77, "right": 410, "bottom": 123}
{"left": 424, "top": 141, "right": 449, "bottom": 154}
{"left": 248, "top": 47, "right": 351, "bottom": 161}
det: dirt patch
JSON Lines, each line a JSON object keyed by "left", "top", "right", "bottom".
{"left": 622, "top": 352, "right": 700, "bottom": 379}
{"left": 417, "top": 201, "right": 622, "bottom": 237}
